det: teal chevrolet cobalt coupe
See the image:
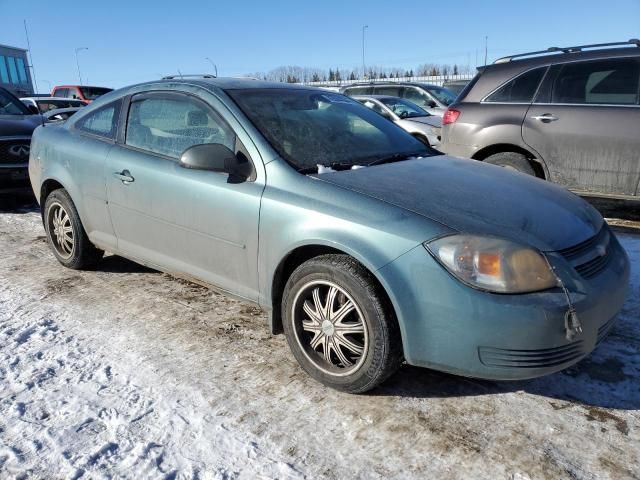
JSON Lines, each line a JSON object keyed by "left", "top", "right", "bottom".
{"left": 28, "top": 77, "right": 629, "bottom": 393}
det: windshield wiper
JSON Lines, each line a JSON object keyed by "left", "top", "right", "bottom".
{"left": 367, "top": 151, "right": 426, "bottom": 167}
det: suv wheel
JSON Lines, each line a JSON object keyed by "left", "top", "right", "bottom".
{"left": 44, "top": 189, "right": 104, "bottom": 269}
{"left": 282, "top": 254, "right": 403, "bottom": 393}
{"left": 484, "top": 152, "right": 535, "bottom": 176}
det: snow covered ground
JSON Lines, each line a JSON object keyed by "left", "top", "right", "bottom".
{"left": 0, "top": 206, "right": 638, "bottom": 479}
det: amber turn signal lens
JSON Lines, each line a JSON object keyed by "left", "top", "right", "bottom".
{"left": 476, "top": 252, "right": 501, "bottom": 276}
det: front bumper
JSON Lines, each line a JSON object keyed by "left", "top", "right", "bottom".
{"left": 0, "top": 164, "right": 30, "bottom": 190}
{"left": 378, "top": 232, "right": 630, "bottom": 380}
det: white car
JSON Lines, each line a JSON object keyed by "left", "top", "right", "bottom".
{"left": 20, "top": 97, "right": 86, "bottom": 114}
{"left": 352, "top": 95, "right": 442, "bottom": 147}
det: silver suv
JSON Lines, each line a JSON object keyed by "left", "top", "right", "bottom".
{"left": 341, "top": 82, "right": 457, "bottom": 116}
{"left": 441, "top": 40, "right": 640, "bottom": 198}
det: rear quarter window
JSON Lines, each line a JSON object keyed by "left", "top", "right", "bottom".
{"left": 484, "top": 67, "right": 547, "bottom": 103}
{"left": 75, "top": 100, "right": 122, "bottom": 140}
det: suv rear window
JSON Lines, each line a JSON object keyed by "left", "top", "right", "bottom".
{"left": 485, "top": 67, "right": 547, "bottom": 103}
{"left": 552, "top": 58, "right": 640, "bottom": 105}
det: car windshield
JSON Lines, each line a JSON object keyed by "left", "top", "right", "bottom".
{"left": 425, "top": 86, "right": 456, "bottom": 106}
{"left": 228, "top": 88, "right": 431, "bottom": 171}
{"left": 378, "top": 97, "right": 429, "bottom": 118}
{"left": 0, "top": 89, "right": 31, "bottom": 115}
{"left": 79, "top": 87, "right": 113, "bottom": 100}
{"left": 36, "top": 99, "right": 84, "bottom": 112}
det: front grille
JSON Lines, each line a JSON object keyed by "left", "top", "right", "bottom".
{"left": 557, "top": 227, "right": 611, "bottom": 279}
{"left": 0, "top": 140, "right": 31, "bottom": 165}
{"left": 479, "top": 341, "right": 585, "bottom": 368}
{"left": 596, "top": 316, "right": 617, "bottom": 346}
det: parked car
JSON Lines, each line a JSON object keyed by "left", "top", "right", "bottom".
{"left": 0, "top": 87, "right": 43, "bottom": 190}
{"left": 442, "top": 79, "right": 470, "bottom": 96}
{"left": 341, "top": 82, "right": 457, "bottom": 116}
{"left": 51, "top": 85, "right": 113, "bottom": 105}
{"left": 29, "top": 78, "right": 629, "bottom": 393}
{"left": 21, "top": 96, "right": 86, "bottom": 113}
{"left": 441, "top": 39, "right": 640, "bottom": 198}
{"left": 352, "top": 95, "right": 441, "bottom": 147}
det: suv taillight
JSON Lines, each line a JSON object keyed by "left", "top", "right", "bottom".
{"left": 443, "top": 108, "right": 461, "bottom": 125}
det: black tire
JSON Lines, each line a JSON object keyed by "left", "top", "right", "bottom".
{"left": 483, "top": 152, "right": 536, "bottom": 176}
{"left": 43, "top": 189, "right": 103, "bottom": 269}
{"left": 282, "top": 254, "right": 403, "bottom": 393}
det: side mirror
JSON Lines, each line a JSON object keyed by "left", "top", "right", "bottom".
{"left": 428, "top": 100, "right": 437, "bottom": 108}
{"left": 399, "top": 111, "right": 409, "bottom": 119}
{"left": 27, "top": 104, "right": 40, "bottom": 115}
{"left": 179, "top": 143, "right": 253, "bottom": 181}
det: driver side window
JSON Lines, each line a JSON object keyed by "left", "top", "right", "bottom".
{"left": 125, "top": 94, "right": 235, "bottom": 159}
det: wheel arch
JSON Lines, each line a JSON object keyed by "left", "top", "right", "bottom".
{"left": 40, "top": 178, "right": 67, "bottom": 221}
{"left": 269, "top": 243, "right": 399, "bottom": 340}
{"left": 472, "top": 143, "right": 547, "bottom": 179}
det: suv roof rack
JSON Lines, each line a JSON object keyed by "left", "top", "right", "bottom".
{"left": 494, "top": 39, "right": 640, "bottom": 64}
{"left": 161, "top": 74, "right": 217, "bottom": 80}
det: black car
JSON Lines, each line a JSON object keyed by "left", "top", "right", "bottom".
{"left": 0, "top": 87, "right": 43, "bottom": 190}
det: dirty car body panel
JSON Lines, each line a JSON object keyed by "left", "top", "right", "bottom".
{"left": 29, "top": 78, "right": 630, "bottom": 383}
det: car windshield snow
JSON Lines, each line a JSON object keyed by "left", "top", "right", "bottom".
{"left": 228, "top": 88, "right": 431, "bottom": 171}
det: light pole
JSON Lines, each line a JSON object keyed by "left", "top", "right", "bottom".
{"left": 205, "top": 57, "right": 218, "bottom": 77}
{"left": 362, "top": 25, "right": 368, "bottom": 79}
{"left": 75, "top": 47, "right": 88, "bottom": 85}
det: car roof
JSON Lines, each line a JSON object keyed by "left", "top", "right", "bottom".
{"left": 464, "top": 45, "right": 640, "bottom": 102}
{"left": 154, "top": 77, "right": 318, "bottom": 91}
{"left": 53, "top": 85, "right": 111, "bottom": 89}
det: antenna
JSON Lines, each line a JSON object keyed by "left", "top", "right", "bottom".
{"left": 23, "top": 20, "right": 38, "bottom": 94}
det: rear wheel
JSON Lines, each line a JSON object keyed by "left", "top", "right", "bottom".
{"left": 484, "top": 152, "right": 536, "bottom": 176}
{"left": 44, "top": 189, "right": 103, "bottom": 269}
{"left": 282, "top": 254, "right": 403, "bottom": 393}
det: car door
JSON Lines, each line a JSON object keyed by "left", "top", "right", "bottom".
{"left": 523, "top": 57, "right": 640, "bottom": 196}
{"left": 105, "top": 90, "right": 264, "bottom": 301}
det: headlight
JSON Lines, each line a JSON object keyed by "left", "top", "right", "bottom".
{"left": 425, "top": 235, "right": 557, "bottom": 293}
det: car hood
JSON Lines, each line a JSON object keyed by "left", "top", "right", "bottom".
{"left": 406, "top": 116, "right": 442, "bottom": 128}
{"left": 0, "top": 114, "right": 43, "bottom": 136}
{"left": 313, "top": 156, "right": 603, "bottom": 251}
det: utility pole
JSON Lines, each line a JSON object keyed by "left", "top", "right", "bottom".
{"left": 205, "top": 57, "right": 218, "bottom": 76}
{"left": 75, "top": 47, "right": 88, "bottom": 85}
{"left": 23, "top": 20, "right": 38, "bottom": 94}
{"left": 362, "top": 25, "right": 368, "bottom": 79}
{"left": 484, "top": 36, "right": 488, "bottom": 65}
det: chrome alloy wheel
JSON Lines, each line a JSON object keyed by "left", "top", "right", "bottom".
{"left": 47, "top": 202, "right": 75, "bottom": 259}
{"left": 291, "top": 280, "right": 369, "bottom": 376}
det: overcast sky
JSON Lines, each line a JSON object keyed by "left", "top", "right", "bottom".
{"left": 2, "top": 0, "right": 639, "bottom": 92}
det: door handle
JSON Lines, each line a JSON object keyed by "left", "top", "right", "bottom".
{"left": 113, "top": 170, "right": 134, "bottom": 185}
{"left": 531, "top": 114, "right": 559, "bottom": 123}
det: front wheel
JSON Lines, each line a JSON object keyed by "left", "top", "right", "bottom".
{"left": 43, "top": 189, "right": 103, "bottom": 269}
{"left": 282, "top": 254, "right": 403, "bottom": 393}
